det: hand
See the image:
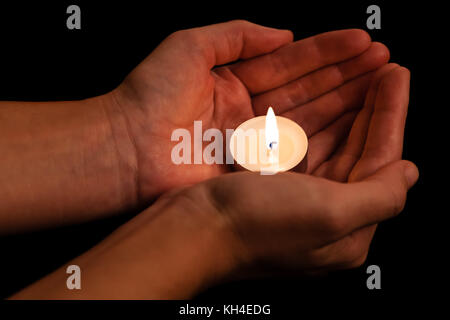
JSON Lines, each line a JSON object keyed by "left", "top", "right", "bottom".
{"left": 164, "top": 64, "right": 417, "bottom": 276}
{"left": 106, "top": 20, "right": 389, "bottom": 204}
{"left": 10, "top": 66, "right": 417, "bottom": 298}
{"left": 0, "top": 21, "right": 393, "bottom": 232}
{"left": 300, "top": 63, "right": 412, "bottom": 271}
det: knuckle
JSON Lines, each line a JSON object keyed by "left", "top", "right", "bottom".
{"left": 166, "top": 29, "right": 202, "bottom": 46}
{"left": 337, "top": 246, "right": 367, "bottom": 269}
{"left": 269, "top": 51, "right": 291, "bottom": 78}
{"left": 346, "top": 251, "right": 369, "bottom": 269}
{"left": 170, "top": 186, "right": 206, "bottom": 213}
{"left": 340, "top": 236, "right": 369, "bottom": 269}
{"left": 387, "top": 184, "right": 407, "bottom": 216}
{"left": 229, "top": 19, "right": 252, "bottom": 27}
{"left": 337, "top": 230, "right": 372, "bottom": 269}
{"left": 166, "top": 29, "right": 184, "bottom": 42}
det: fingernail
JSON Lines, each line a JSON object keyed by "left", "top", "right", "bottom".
{"left": 404, "top": 163, "right": 419, "bottom": 188}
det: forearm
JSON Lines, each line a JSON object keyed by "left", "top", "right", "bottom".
{"left": 10, "top": 189, "right": 236, "bottom": 299}
{"left": 0, "top": 93, "right": 138, "bottom": 234}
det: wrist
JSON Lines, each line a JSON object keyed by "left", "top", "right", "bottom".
{"left": 0, "top": 96, "right": 141, "bottom": 233}
{"left": 96, "top": 90, "right": 140, "bottom": 210}
{"left": 157, "top": 185, "right": 241, "bottom": 296}
{"left": 11, "top": 181, "right": 242, "bottom": 299}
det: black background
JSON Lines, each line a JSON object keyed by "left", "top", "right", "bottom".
{"left": 0, "top": 0, "right": 442, "bottom": 314}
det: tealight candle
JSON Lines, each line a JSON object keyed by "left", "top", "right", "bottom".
{"left": 229, "top": 107, "right": 308, "bottom": 174}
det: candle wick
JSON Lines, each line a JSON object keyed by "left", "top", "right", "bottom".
{"left": 269, "top": 141, "right": 277, "bottom": 150}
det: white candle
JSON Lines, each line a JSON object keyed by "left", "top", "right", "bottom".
{"left": 229, "top": 107, "right": 308, "bottom": 173}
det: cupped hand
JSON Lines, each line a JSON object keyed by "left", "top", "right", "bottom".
{"left": 161, "top": 64, "right": 417, "bottom": 276}
{"left": 107, "top": 20, "right": 390, "bottom": 204}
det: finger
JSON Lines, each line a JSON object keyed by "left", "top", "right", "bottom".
{"left": 209, "top": 160, "right": 417, "bottom": 257}
{"left": 229, "top": 29, "right": 371, "bottom": 95}
{"left": 212, "top": 160, "right": 417, "bottom": 255}
{"left": 282, "top": 72, "right": 373, "bottom": 136}
{"left": 335, "top": 160, "right": 418, "bottom": 236}
{"left": 312, "top": 64, "right": 405, "bottom": 266}
{"left": 252, "top": 42, "right": 389, "bottom": 116}
{"left": 349, "top": 67, "right": 411, "bottom": 181}
{"left": 342, "top": 64, "right": 401, "bottom": 163}
{"left": 304, "top": 227, "right": 372, "bottom": 270}
{"left": 313, "top": 64, "right": 400, "bottom": 181}
{"left": 306, "top": 66, "right": 411, "bottom": 267}
{"left": 300, "top": 111, "right": 357, "bottom": 174}
{"left": 160, "top": 20, "right": 293, "bottom": 69}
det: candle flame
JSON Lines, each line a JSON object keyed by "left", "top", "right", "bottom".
{"left": 265, "top": 106, "right": 279, "bottom": 151}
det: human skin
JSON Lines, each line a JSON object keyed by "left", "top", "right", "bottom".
{"left": 11, "top": 63, "right": 418, "bottom": 299}
{"left": 11, "top": 162, "right": 418, "bottom": 299}
{"left": 0, "top": 21, "right": 391, "bottom": 233}
{"left": 1, "top": 21, "right": 418, "bottom": 298}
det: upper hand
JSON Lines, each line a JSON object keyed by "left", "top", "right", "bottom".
{"left": 106, "top": 20, "right": 389, "bottom": 204}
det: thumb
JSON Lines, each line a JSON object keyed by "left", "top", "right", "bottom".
{"left": 364, "top": 159, "right": 419, "bottom": 190}
{"left": 161, "top": 20, "right": 293, "bottom": 68}
{"left": 338, "top": 160, "right": 419, "bottom": 234}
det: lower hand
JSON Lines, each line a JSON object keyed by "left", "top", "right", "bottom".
{"left": 161, "top": 64, "right": 417, "bottom": 282}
